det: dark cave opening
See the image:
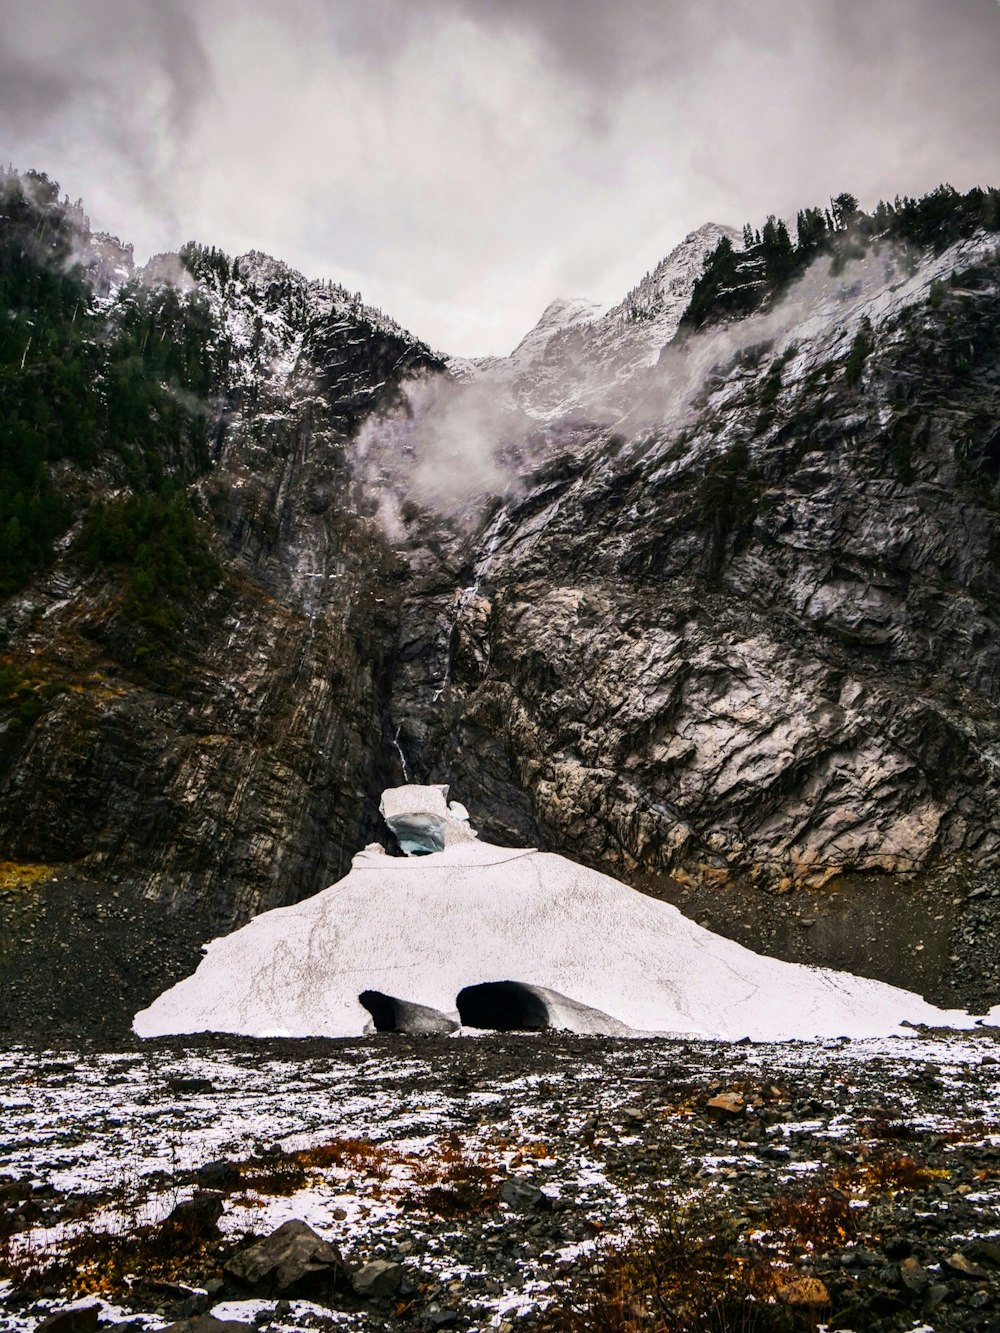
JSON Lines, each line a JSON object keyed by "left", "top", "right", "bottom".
{"left": 359, "top": 989, "right": 402, "bottom": 1032}
{"left": 456, "top": 981, "right": 550, "bottom": 1031}
{"left": 358, "top": 989, "right": 458, "bottom": 1035}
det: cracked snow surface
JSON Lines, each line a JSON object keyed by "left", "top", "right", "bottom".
{"left": 2, "top": 1032, "right": 999, "bottom": 1331}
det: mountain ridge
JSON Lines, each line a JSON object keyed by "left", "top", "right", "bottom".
{"left": 2, "top": 165, "right": 1000, "bottom": 1038}
{"left": 447, "top": 222, "right": 739, "bottom": 420}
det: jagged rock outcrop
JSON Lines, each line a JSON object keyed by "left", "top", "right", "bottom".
{"left": 393, "top": 232, "right": 1000, "bottom": 1011}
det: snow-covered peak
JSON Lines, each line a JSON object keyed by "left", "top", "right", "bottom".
{"left": 608, "top": 222, "right": 739, "bottom": 327}
{"left": 236, "top": 249, "right": 307, "bottom": 292}
{"left": 138, "top": 251, "right": 197, "bottom": 290}
{"left": 452, "top": 221, "right": 738, "bottom": 420}
{"left": 510, "top": 296, "right": 605, "bottom": 361}
{"left": 83, "top": 231, "right": 134, "bottom": 295}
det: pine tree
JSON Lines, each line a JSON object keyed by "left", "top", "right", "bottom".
{"left": 795, "top": 207, "right": 827, "bottom": 253}
{"left": 831, "top": 192, "right": 860, "bottom": 230}
{"left": 760, "top": 216, "right": 795, "bottom": 282}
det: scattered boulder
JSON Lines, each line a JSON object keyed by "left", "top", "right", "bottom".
{"left": 578, "top": 1113, "right": 599, "bottom": 1138}
{"left": 969, "top": 1238, "right": 1000, "bottom": 1266}
{"left": 0, "top": 1177, "right": 32, "bottom": 1202}
{"left": 776, "top": 1277, "right": 830, "bottom": 1306}
{"left": 705, "top": 1091, "right": 746, "bottom": 1119}
{"left": 501, "top": 1178, "right": 552, "bottom": 1212}
{"left": 35, "top": 1307, "right": 100, "bottom": 1333}
{"left": 426, "top": 1309, "right": 459, "bottom": 1329}
{"left": 167, "top": 1294, "right": 210, "bottom": 1319}
{"left": 925, "top": 1282, "right": 950, "bottom": 1310}
{"left": 352, "top": 1260, "right": 404, "bottom": 1299}
{"left": 224, "top": 1219, "right": 350, "bottom": 1299}
{"left": 160, "top": 1317, "right": 254, "bottom": 1333}
{"left": 945, "top": 1250, "right": 989, "bottom": 1279}
{"left": 167, "top": 1076, "right": 215, "bottom": 1095}
{"left": 195, "top": 1160, "right": 242, "bottom": 1192}
{"left": 167, "top": 1190, "right": 225, "bottom": 1235}
{"left": 898, "top": 1256, "right": 930, "bottom": 1294}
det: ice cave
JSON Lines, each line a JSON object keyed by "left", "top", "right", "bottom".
{"left": 134, "top": 784, "right": 978, "bottom": 1042}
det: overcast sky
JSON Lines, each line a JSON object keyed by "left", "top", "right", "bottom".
{"left": 2, "top": 0, "right": 1000, "bottom": 355}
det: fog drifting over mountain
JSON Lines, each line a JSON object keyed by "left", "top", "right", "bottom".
{"left": 2, "top": 0, "right": 1000, "bottom": 354}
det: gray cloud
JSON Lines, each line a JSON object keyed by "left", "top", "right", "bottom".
{"left": 0, "top": 35, "right": 83, "bottom": 133}
{"left": 0, "top": 0, "right": 209, "bottom": 230}
{"left": 0, "top": 1, "right": 209, "bottom": 137}
{"left": 2, "top": 1, "right": 999, "bottom": 353}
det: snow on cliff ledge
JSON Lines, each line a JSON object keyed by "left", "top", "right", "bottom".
{"left": 135, "top": 785, "right": 980, "bottom": 1042}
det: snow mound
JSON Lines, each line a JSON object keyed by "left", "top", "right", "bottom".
{"left": 134, "top": 788, "right": 978, "bottom": 1043}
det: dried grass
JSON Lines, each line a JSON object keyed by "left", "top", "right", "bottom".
{"left": 533, "top": 1196, "right": 815, "bottom": 1333}
{"left": 405, "top": 1131, "right": 501, "bottom": 1218}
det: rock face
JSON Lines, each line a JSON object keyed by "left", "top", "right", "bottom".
{"left": 393, "top": 232, "right": 1000, "bottom": 1014}
{"left": 0, "top": 220, "right": 440, "bottom": 1038}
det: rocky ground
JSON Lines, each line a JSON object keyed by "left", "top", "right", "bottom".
{"left": 1, "top": 1032, "right": 999, "bottom": 1332}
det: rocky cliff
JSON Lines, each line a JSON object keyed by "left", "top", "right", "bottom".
{"left": 1, "top": 171, "right": 999, "bottom": 1036}
{"left": 0, "top": 176, "right": 440, "bottom": 1036}
{"left": 392, "top": 229, "right": 1000, "bottom": 1015}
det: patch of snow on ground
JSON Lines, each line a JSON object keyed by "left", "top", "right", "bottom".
{"left": 1, "top": 1033, "right": 998, "bottom": 1331}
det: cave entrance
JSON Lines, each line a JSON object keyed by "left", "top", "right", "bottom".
{"left": 358, "top": 990, "right": 457, "bottom": 1035}
{"left": 359, "top": 990, "right": 402, "bottom": 1032}
{"left": 456, "top": 981, "right": 550, "bottom": 1031}
{"left": 389, "top": 814, "right": 445, "bottom": 856}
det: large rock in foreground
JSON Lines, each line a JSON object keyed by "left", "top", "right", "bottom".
{"left": 223, "top": 1220, "right": 350, "bottom": 1299}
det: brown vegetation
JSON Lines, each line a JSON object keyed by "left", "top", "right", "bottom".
{"left": 405, "top": 1131, "right": 501, "bottom": 1218}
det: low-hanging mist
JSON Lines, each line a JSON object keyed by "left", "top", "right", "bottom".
{"left": 352, "top": 230, "right": 952, "bottom": 539}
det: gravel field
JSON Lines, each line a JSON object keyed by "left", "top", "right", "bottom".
{"left": 2, "top": 1031, "right": 999, "bottom": 1332}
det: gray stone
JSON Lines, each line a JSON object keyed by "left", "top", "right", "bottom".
{"left": 36, "top": 1308, "right": 100, "bottom": 1333}
{"left": 924, "top": 1283, "right": 950, "bottom": 1310}
{"left": 898, "top": 1257, "right": 930, "bottom": 1294}
{"left": 161, "top": 1319, "right": 253, "bottom": 1333}
{"left": 945, "top": 1251, "right": 988, "bottom": 1279}
{"left": 195, "top": 1160, "right": 242, "bottom": 1192}
{"left": 167, "top": 1190, "right": 225, "bottom": 1234}
{"left": 426, "top": 1310, "right": 459, "bottom": 1329}
{"left": 969, "top": 1238, "right": 1000, "bottom": 1266}
{"left": 352, "top": 1260, "right": 404, "bottom": 1299}
{"left": 501, "top": 1178, "right": 551, "bottom": 1211}
{"left": 223, "top": 1219, "right": 350, "bottom": 1299}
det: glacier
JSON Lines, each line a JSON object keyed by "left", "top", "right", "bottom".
{"left": 133, "top": 785, "right": 988, "bottom": 1043}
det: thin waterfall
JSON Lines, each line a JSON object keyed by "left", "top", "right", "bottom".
{"left": 391, "top": 725, "right": 411, "bottom": 782}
